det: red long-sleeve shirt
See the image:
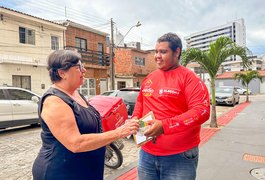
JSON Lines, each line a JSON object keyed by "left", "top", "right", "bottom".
{"left": 132, "top": 66, "right": 210, "bottom": 155}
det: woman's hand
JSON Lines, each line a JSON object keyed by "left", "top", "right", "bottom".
{"left": 115, "top": 119, "right": 140, "bottom": 138}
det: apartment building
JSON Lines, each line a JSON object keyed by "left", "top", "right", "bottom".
{"left": 185, "top": 18, "right": 246, "bottom": 62}
{"left": 114, "top": 47, "right": 156, "bottom": 89}
{"left": 0, "top": 6, "right": 65, "bottom": 95}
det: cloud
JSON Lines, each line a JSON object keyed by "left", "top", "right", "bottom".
{"left": 2, "top": 0, "right": 265, "bottom": 55}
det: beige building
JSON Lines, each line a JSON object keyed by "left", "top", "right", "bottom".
{"left": 0, "top": 7, "right": 66, "bottom": 95}
{"left": 221, "top": 56, "right": 265, "bottom": 72}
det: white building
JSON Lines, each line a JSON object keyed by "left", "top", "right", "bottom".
{"left": 115, "top": 32, "right": 141, "bottom": 50}
{"left": 185, "top": 18, "right": 246, "bottom": 62}
{"left": 0, "top": 7, "right": 66, "bottom": 95}
{"left": 221, "top": 56, "right": 265, "bottom": 72}
{"left": 115, "top": 31, "right": 125, "bottom": 47}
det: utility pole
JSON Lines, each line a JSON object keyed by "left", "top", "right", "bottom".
{"left": 109, "top": 20, "right": 141, "bottom": 90}
{"left": 110, "top": 18, "right": 115, "bottom": 90}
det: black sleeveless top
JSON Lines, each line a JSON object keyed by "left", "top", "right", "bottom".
{"left": 32, "top": 87, "right": 106, "bottom": 180}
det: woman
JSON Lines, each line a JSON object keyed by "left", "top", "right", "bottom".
{"left": 32, "top": 50, "right": 139, "bottom": 180}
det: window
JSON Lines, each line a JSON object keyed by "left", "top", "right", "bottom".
{"left": 136, "top": 81, "right": 140, "bottom": 87}
{"left": 78, "top": 78, "right": 96, "bottom": 98}
{"left": 117, "top": 81, "right": 126, "bottom": 89}
{"left": 135, "top": 57, "right": 145, "bottom": 66}
{"left": 98, "top": 43, "right": 104, "bottom": 65}
{"left": 0, "top": 90, "right": 5, "bottom": 100}
{"left": 8, "top": 89, "right": 34, "bottom": 100}
{"left": 75, "top": 37, "right": 87, "bottom": 51}
{"left": 19, "top": 27, "right": 35, "bottom": 45}
{"left": 12, "top": 75, "right": 31, "bottom": 90}
{"left": 51, "top": 36, "right": 59, "bottom": 50}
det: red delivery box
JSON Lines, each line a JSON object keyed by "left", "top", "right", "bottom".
{"left": 88, "top": 95, "right": 128, "bottom": 132}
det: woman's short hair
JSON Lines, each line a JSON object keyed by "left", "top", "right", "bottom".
{"left": 47, "top": 50, "right": 82, "bottom": 82}
{"left": 157, "top": 32, "right": 182, "bottom": 59}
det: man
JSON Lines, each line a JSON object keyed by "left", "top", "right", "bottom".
{"left": 132, "top": 32, "right": 210, "bottom": 180}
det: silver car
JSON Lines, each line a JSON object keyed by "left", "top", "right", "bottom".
{"left": 215, "top": 86, "right": 240, "bottom": 106}
{"left": 0, "top": 86, "right": 40, "bottom": 129}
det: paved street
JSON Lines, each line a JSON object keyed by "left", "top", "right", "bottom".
{"left": 0, "top": 94, "right": 258, "bottom": 180}
{"left": 0, "top": 126, "right": 139, "bottom": 180}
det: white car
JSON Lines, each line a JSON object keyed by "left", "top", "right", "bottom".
{"left": 234, "top": 86, "right": 252, "bottom": 95}
{"left": 0, "top": 86, "right": 40, "bottom": 129}
{"left": 100, "top": 90, "right": 119, "bottom": 96}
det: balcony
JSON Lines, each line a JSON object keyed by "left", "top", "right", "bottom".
{"left": 0, "top": 54, "right": 46, "bottom": 66}
{"left": 64, "top": 46, "right": 110, "bottom": 68}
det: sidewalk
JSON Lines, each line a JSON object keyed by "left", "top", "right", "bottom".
{"left": 107, "top": 99, "right": 265, "bottom": 180}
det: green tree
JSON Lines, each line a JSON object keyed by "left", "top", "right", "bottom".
{"left": 181, "top": 37, "right": 249, "bottom": 128}
{"left": 234, "top": 70, "right": 262, "bottom": 102}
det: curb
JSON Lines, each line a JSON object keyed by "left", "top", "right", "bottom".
{"left": 105, "top": 160, "right": 138, "bottom": 180}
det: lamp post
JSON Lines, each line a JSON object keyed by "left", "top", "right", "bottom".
{"left": 116, "top": 21, "right": 141, "bottom": 47}
{"left": 109, "top": 20, "right": 141, "bottom": 90}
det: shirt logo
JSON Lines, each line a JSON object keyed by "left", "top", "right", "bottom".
{"left": 143, "top": 79, "right": 154, "bottom": 97}
{"left": 159, "top": 88, "right": 180, "bottom": 96}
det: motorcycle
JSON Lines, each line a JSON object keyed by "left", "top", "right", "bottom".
{"left": 105, "top": 139, "right": 124, "bottom": 169}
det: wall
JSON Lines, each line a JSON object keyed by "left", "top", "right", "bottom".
{"left": 115, "top": 48, "right": 156, "bottom": 76}
{"left": 0, "top": 8, "right": 65, "bottom": 65}
{"left": 0, "top": 64, "right": 51, "bottom": 95}
{"left": 114, "top": 48, "right": 156, "bottom": 87}
{"left": 65, "top": 26, "right": 107, "bottom": 52}
{"left": 0, "top": 7, "right": 65, "bottom": 95}
{"left": 65, "top": 25, "right": 109, "bottom": 94}
{"left": 261, "top": 77, "right": 265, "bottom": 93}
{"left": 216, "top": 79, "right": 260, "bottom": 94}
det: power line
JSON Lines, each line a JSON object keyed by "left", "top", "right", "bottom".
{"left": 1, "top": 0, "right": 145, "bottom": 47}
{"left": 0, "top": 0, "right": 111, "bottom": 33}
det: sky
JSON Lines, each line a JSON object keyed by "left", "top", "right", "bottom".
{"left": 1, "top": 0, "right": 265, "bottom": 56}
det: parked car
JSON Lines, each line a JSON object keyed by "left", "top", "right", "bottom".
{"left": 100, "top": 90, "right": 119, "bottom": 96}
{"left": 234, "top": 86, "right": 252, "bottom": 95}
{"left": 0, "top": 86, "right": 40, "bottom": 129}
{"left": 101, "top": 87, "right": 140, "bottom": 117}
{"left": 214, "top": 86, "right": 240, "bottom": 106}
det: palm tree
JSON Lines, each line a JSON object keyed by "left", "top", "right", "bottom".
{"left": 181, "top": 37, "right": 249, "bottom": 128}
{"left": 234, "top": 70, "right": 262, "bottom": 102}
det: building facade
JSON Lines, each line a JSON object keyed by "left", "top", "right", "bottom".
{"left": 114, "top": 47, "right": 156, "bottom": 89}
{"left": 221, "top": 56, "right": 265, "bottom": 72}
{"left": 0, "top": 6, "right": 158, "bottom": 96}
{"left": 0, "top": 6, "right": 65, "bottom": 95}
{"left": 185, "top": 18, "right": 246, "bottom": 62}
{"left": 62, "top": 20, "right": 110, "bottom": 97}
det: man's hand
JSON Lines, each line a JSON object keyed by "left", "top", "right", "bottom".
{"left": 144, "top": 119, "right": 164, "bottom": 137}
